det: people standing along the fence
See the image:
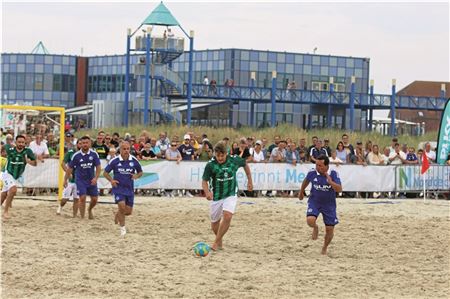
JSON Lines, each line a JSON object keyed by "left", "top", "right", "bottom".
{"left": 64, "top": 136, "right": 101, "bottom": 219}
{"left": 1, "top": 135, "right": 37, "bottom": 219}
{"left": 299, "top": 154, "right": 342, "bottom": 255}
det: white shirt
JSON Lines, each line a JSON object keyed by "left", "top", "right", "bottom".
{"left": 29, "top": 141, "right": 49, "bottom": 156}
{"left": 329, "top": 157, "right": 343, "bottom": 164}
{"left": 249, "top": 148, "right": 265, "bottom": 162}
{"left": 425, "top": 150, "right": 436, "bottom": 162}
{"left": 203, "top": 77, "right": 209, "bottom": 85}
{"left": 389, "top": 151, "right": 406, "bottom": 165}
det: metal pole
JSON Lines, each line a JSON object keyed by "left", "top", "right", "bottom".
{"left": 143, "top": 33, "right": 151, "bottom": 125}
{"left": 250, "top": 72, "right": 255, "bottom": 127}
{"left": 390, "top": 79, "right": 396, "bottom": 136}
{"left": 350, "top": 76, "right": 355, "bottom": 131}
{"left": 327, "top": 77, "right": 334, "bottom": 128}
{"left": 187, "top": 31, "right": 194, "bottom": 126}
{"left": 369, "top": 80, "right": 374, "bottom": 131}
{"left": 271, "top": 71, "right": 277, "bottom": 127}
{"left": 124, "top": 29, "right": 131, "bottom": 126}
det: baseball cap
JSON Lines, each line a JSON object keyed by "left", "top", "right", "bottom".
{"left": 65, "top": 132, "right": 73, "bottom": 137}
{"left": 183, "top": 134, "right": 190, "bottom": 140}
{"left": 255, "top": 140, "right": 262, "bottom": 145}
{"left": 356, "top": 140, "right": 363, "bottom": 144}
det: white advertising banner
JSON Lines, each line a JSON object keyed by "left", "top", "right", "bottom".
{"left": 17, "top": 159, "right": 448, "bottom": 192}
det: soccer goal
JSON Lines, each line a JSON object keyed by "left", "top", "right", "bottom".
{"left": 0, "top": 105, "right": 65, "bottom": 199}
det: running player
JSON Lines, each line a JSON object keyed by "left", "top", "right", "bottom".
{"left": 64, "top": 136, "right": 101, "bottom": 219}
{"left": 299, "top": 154, "right": 342, "bottom": 255}
{"left": 103, "top": 141, "right": 143, "bottom": 236}
{"left": 1, "top": 135, "right": 37, "bottom": 219}
{"left": 202, "top": 141, "right": 253, "bottom": 251}
{"left": 57, "top": 139, "right": 81, "bottom": 217}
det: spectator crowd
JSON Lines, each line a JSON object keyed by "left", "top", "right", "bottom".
{"left": 1, "top": 124, "right": 449, "bottom": 199}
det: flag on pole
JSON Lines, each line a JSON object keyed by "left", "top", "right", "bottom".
{"left": 421, "top": 152, "right": 430, "bottom": 174}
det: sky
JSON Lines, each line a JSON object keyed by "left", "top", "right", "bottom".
{"left": 1, "top": 0, "right": 449, "bottom": 99}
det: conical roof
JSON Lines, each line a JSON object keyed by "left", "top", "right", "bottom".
{"left": 142, "top": 2, "right": 180, "bottom": 26}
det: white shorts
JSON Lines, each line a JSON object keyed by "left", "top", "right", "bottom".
{"left": 62, "top": 182, "right": 78, "bottom": 200}
{"left": 209, "top": 195, "right": 238, "bottom": 223}
{"left": 1, "top": 172, "right": 19, "bottom": 193}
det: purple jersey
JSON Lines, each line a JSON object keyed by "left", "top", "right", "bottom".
{"left": 69, "top": 150, "right": 101, "bottom": 186}
{"left": 306, "top": 169, "right": 341, "bottom": 206}
{"left": 104, "top": 155, "right": 142, "bottom": 196}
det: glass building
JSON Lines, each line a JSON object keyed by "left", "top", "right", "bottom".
{"left": 1, "top": 48, "right": 370, "bottom": 129}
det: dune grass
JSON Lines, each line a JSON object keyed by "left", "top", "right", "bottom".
{"left": 79, "top": 123, "right": 438, "bottom": 149}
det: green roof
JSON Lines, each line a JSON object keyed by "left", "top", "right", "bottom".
{"left": 142, "top": 2, "right": 180, "bottom": 26}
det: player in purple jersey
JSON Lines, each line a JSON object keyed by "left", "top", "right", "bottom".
{"left": 103, "top": 142, "right": 143, "bottom": 236}
{"left": 64, "top": 136, "right": 101, "bottom": 219}
{"left": 299, "top": 154, "right": 342, "bottom": 255}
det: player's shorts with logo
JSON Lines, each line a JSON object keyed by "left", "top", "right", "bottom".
{"left": 113, "top": 193, "right": 134, "bottom": 207}
{"left": 76, "top": 182, "right": 99, "bottom": 197}
{"left": 62, "top": 182, "right": 78, "bottom": 199}
{"left": 209, "top": 195, "right": 238, "bottom": 222}
{"left": 1, "top": 172, "right": 19, "bottom": 192}
{"left": 307, "top": 198, "right": 339, "bottom": 226}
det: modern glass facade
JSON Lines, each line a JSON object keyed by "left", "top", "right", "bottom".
{"left": 1, "top": 49, "right": 370, "bottom": 129}
{"left": 1, "top": 54, "right": 77, "bottom": 108}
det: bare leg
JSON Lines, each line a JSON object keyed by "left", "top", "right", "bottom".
{"left": 88, "top": 196, "right": 98, "bottom": 219}
{"left": 72, "top": 198, "right": 79, "bottom": 218}
{"left": 79, "top": 195, "right": 86, "bottom": 219}
{"left": 117, "top": 201, "right": 126, "bottom": 226}
{"left": 1, "top": 191, "right": 7, "bottom": 205}
{"left": 211, "top": 220, "right": 222, "bottom": 249}
{"left": 211, "top": 211, "right": 233, "bottom": 251}
{"left": 322, "top": 225, "right": 335, "bottom": 255}
{"left": 57, "top": 198, "right": 68, "bottom": 215}
{"left": 307, "top": 216, "right": 319, "bottom": 240}
{"left": 3, "top": 186, "right": 17, "bottom": 219}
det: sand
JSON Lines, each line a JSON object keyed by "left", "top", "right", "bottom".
{"left": 1, "top": 196, "right": 449, "bottom": 299}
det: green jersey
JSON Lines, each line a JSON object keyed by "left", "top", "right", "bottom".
{"left": 6, "top": 147, "right": 36, "bottom": 179}
{"left": 63, "top": 149, "right": 76, "bottom": 183}
{"left": 202, "top": 155, "right": 246, "bottom": 201}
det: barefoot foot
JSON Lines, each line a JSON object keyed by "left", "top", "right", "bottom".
{"left": 210, "top": 242, "right": 219, "bottom": 251}
{"left": 88, "top": 210, "right": 94, "bottom": 220}
{"left": 321, "top": 247, "right": 328, "bottom": 255}
{"left": 3, "top": 212, "right": 11, "bottom": 220}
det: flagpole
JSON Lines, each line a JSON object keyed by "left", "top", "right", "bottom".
{"left": 423, "top": 170, "right": 426, "bottom": 202}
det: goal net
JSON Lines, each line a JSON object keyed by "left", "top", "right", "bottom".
{"left": 0, "top": 105, "right": 65, "bottom": 198}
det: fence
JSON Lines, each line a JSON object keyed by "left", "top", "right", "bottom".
{"left": 20, "top": 160, "right": 450, "bottom": 192}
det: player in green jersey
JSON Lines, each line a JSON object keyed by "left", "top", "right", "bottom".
{"left": 1, "top": 135, "right": 37, "bottom": 219}
{"left": 202, "top": 142, "right": 253, "bottom": 251}
{"left": 57, "top": 139, "right": 81, "bottom": 217}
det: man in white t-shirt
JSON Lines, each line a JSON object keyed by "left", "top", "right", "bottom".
{"left": 249, "top": 140, "right": 265, "bottom": 162}
{"left": 388, "top": 143, "right": 406, "bottom": 165}
{"left": 424, "top": 142, "right": 436, "bottom": 163}
{"left": 28, "top": 134, "right": 49, "bottom": 163}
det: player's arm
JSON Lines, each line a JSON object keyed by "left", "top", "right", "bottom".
{"left": 243, "top": 163, "right": 253, "bottom": 191}
{"left": 326, "top": 173, "right": 343, "bottom": 192}
{"left": 26, "top": 150, "right": 37, "bottom": 166}
{"left": 202, "top": 180, "right": 213, "bottom": 200}
{"left": 298, "top": 178, "right": 310, "bottom": 200}
{"left": 103, "top": 170, "right": 119, "bottom": 187}
{"left": 63, "top": 167, "right": 72, "bottom": 188}
{"left": 92, "top": 164, "right": 101, "bottom": 185}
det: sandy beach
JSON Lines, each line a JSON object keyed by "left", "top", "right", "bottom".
{"left": 1, "top": 196, "right": 449, "bottom": 299}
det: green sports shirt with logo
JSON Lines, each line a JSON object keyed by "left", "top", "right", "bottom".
{"left": 202, "top": 155, "right": 246, "bottom": 201}
{"left": 6, "top": 147, "right": 36, "bottom": 179}
{"left": 63, "top": 149, "right": 76, "bottom": 183}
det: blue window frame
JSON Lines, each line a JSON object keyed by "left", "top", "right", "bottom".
{"left": 250, "top": 51, "right": 258, "bottom": 61}
{"left": 25, "top": 64, "right": 34, "bottom": 73}
{"left": 268, "top": 52, "right": 277, "bottom": 62}
{"left": 35, "top": 55, "right": 44, "bottom": 64}
{"left": 337, "top": 57, "right": 345, "bottom": 67}
{"left": 329, "top": 67, "right": 337, "bottom": 77}
{"left": 304, "top": 55, "right": 312, "bottom": 65}
{"left": 345, "top": 68, "right": 354, "bottom": 77}
{"left": 17, "top": 55, "right": 26, "bottom": 63}
{"left": 312, "top": 56, "right": 320, "bottom": 65}
{"left": 294, "top": 64, "right": 302, "bottom": 73}
{"left": 355, "top": 59, "right": 363, "bottom": 68}
{"left": 320, "top": 56, "right": 329, "bottom": 65}
{"left": 329, "top": 57, "right": 337, "bottom": 66}
{"left": 259, "top": 52, "right": 268, "bottom": 62}
{"left": 286, "top": 53, "right": 294, "bottom": 64}
{"left": 276, "top": 63, "right": 285, "bottom": 73}
{"left": 312, "top": 65, "right": 320, "bottom": 75}
{"left": 54, "top": 56, "right": 62, "bottom": 64}
{"left": 258, "top": 62, "right": 268, "bottom": 72}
